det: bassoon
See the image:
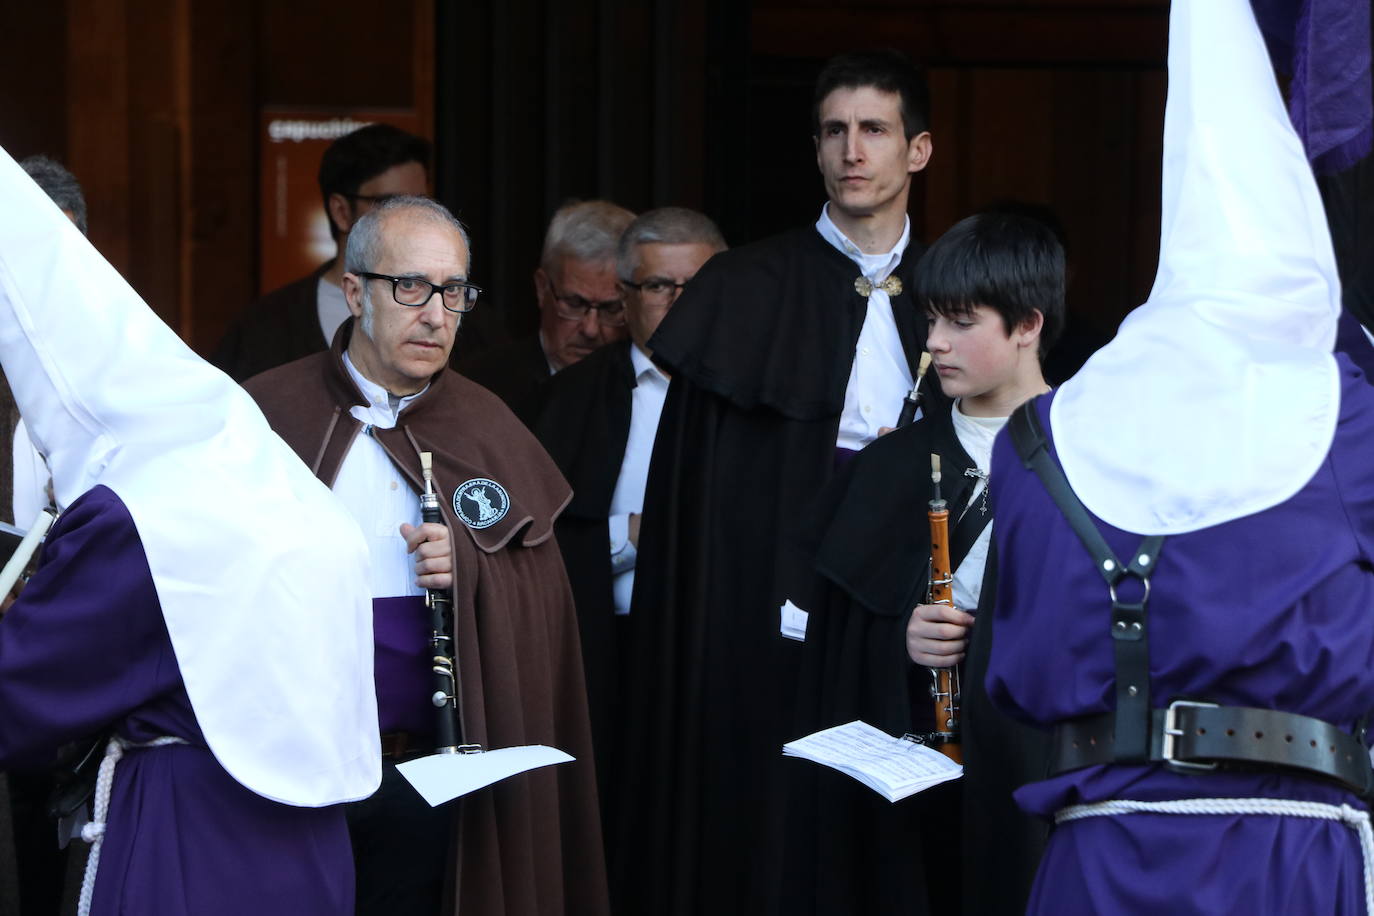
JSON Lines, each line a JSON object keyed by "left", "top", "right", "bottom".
{"left": 924, "top": 453, "right": 962, "bottom": 762}
{"left": 419, "top": 452, "right": 462, "bottom": 754}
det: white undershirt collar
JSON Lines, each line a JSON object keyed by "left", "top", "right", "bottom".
{"left": 815, "top": 202, "right": 910, "bottom": 281}
{"left": 342, "top": 350, "right": 427, "bottom": 428}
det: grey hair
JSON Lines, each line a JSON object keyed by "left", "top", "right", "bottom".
{"left": 344, "top": 195, "right": 472, "bottom": 275}
{"left": 616, "top": 207, "right": 727, "bottom": 281}
{"left": 540, "top": 199, "right": 636, "bottom": 271}
{"left": 20, "top": 155, "right": 88, "bottom": 236}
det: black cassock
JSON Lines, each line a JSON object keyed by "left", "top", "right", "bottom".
{"left": 531, "top": 339, "right": 635, "bottom": 844}
{"left": 783, "top": 398, "right": 1050, "bottom": 916}
{"left": 614, "top": 226, "right": 926, "bottom": 915}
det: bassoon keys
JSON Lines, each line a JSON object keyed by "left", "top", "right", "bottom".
{"left": 924, "top": 453, "right": 962, "bottom": 763}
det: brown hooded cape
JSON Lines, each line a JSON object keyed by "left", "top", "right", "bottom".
{"left": 244, "top": 320, "right": 609, "bottom": 916}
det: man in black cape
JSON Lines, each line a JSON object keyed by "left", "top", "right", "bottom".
{"left": 614, "top": 50, "right": 934, "bottom": 915}
{"left": 531, "top": 206, "right": 726, "bottom": 871}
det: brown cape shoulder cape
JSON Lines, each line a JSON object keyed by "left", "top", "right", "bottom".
{"left": 245, "top": 320, "right": 609, "bottom": 916}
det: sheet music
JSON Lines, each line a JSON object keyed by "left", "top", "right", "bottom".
{"left": 783, "top": 720, "right": 961, "bottom": 802}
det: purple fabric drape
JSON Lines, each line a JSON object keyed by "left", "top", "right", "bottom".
{"left": 1253, "top": 0, "right": 1373, "bottom": 173}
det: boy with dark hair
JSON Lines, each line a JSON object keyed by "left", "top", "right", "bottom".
{"left": 783, "top": 210, "right": 1059, "bottom": 916}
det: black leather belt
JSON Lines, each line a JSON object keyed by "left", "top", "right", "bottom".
{"left": 1052, "top": 700, "right": 1374, "bottom": 798}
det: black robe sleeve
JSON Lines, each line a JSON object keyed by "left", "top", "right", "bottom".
{"left": 959, "top": 542, "right": 1052, "bottom": 916}
{"left": 530, "top": 341, "right": 634, "bottom": 819}
{"left": 780, "top": 410, "right": 973, "bottom": 916}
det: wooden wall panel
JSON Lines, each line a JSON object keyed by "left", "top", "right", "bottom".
{"left": 122, "top": 0, "right": 183, "bottom": 326}
{"left": 66, "top": 0, "right": 134, "bottom": 274}
{"left": 182, "top": 0, "right": 258, "bottom": 348}
{"left": 0, "top": 2, "right": 68, "bottom": 160}
{"left": 922, "top": 65, "right": 1163, "bottom": 333}
{"left": 9, "top": 1, "right": 1180, "bottom": 352}
{"left": 751, "top": 2, "right": 1168, "bottom": 64}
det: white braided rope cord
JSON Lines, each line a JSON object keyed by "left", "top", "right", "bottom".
{"left": 77, "top": 735, "right": 188, "bottom": 916}
{"left": 1056, "top": 797, "right": 1374, "bottom": 915}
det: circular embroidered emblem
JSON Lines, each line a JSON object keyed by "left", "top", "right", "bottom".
{"left": 453, "top": 478, "right": 510, "bottom": 529}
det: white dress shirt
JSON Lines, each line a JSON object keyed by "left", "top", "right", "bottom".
{"left": 949, "top": 402, "right": 1007, "bottom": 612}
{"left": 316, "top": 275, "right": 351, "bottom": 346}
{"left": 607, "top": 344, "right": 670, "bottom": 614}
{"left": 332, "top": 351, "right": 427, "bottom": 599}
{"left": 816, "top": 204, "right": 916, "bottom": 451}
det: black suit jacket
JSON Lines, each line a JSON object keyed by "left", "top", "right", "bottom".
{"left": 531, "top": 340, "right": 635, "bottom": 814}
{"left": 459, "top": 334, "right": 552, "bottom": 425}
{"left": 213, "top": 263, "right": 332, "bottom": 383}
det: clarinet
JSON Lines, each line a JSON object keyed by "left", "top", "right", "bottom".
{"left": 923, "top": 453, "right": 962, "bottom": 762}
{"left": 419, "top": 452, "right": 462, "bottom": 754}
{"left": 895, "top": 352, "right": 933, "bottom": 428}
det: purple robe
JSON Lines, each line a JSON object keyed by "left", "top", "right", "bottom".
{"left": 987, "top": 356, "right": 1374, "bottom": 914}
{"left": 0, "top": 485, "right": 354, "bottom": 915}
{"left": 371, "top": 595, "right": 434, "bottom": 737}
{"left": 1337, "top": 310, "right": 1374, "bottom": 385}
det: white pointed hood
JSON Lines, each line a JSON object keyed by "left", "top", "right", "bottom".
{"left": 0, "top": 146, "right": 380, "bottom": 806}
{"left": 1048, "top": 0, "right": 1341, "bottom": 535}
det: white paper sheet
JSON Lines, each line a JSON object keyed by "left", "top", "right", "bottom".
{"left": 780, "top": 599, "right": 809, "bottom": 642}
{"left": 783, "top": 720, "right": 961, "bottom": 802}
{"left": 397, "top": 745, "right": 574, "bottom": 807}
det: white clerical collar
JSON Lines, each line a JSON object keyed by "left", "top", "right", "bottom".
{"left": 342, "top": 350, "right": 427, "bottom": 427}
{"left": 816, "top": 203, "right": 910, "bottom": 282}
{"left": 630, "top": 342, "right": 668, "bottom": 385}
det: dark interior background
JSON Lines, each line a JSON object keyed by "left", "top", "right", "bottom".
{"left": 0, "top": 0, "right": 1175, "bottom": 357}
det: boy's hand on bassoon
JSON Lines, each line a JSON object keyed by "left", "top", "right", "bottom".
{"left": 906, "top": 603, "right": 975, "bottom": 667}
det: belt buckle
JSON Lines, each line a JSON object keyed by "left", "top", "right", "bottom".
{"left": 1162, "top": 699, "right": 1220, "bottom": 772}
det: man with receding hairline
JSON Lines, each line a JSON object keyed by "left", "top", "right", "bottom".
{"left": 246, "top": 196, "right": 609, "bottom": 916}
{"left": 531, "top": 207, "right": 725, "bottom": 875}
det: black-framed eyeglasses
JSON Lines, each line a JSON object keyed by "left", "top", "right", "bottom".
{"left": 622, "top": 277, "right": 690, "bottom": 302}
{"left": 357, "top": 272, "right": 481, "bottom": 313}
{"left": 547, "top": 282, "right": 626, "bottom": 327}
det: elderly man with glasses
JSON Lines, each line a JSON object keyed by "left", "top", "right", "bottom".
{"left": 531, "top": 208, "right": 725, "bottom": 883}
{"left": 461, "top": 199, "right": 634, "bottom": 423}
{"left": 245, "top": 195, "right": 609, "bottom": 916}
